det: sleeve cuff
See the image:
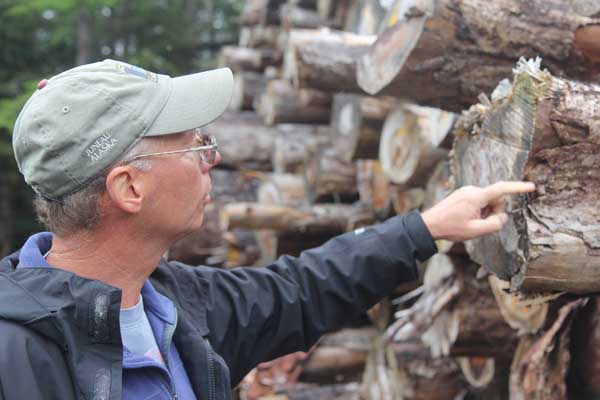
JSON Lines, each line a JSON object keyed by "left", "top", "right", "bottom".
{"left": 405, "top": 210, "right": 438, "bottom": 262}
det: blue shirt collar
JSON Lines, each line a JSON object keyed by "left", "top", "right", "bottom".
{"left": 17, "top": 232, "right": 175, "bottom": 324}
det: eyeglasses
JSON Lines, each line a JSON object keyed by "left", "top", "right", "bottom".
{"left": 123, "top": 128, "right": 218, "bottom": 165}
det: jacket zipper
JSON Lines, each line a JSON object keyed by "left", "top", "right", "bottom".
{"left": 205, "top": 338, "right": 217, "bottom": 400}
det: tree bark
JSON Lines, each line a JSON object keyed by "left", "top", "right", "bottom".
{"left": 452, "top": 58, "right": 600, "bottom": 294}
{"left": 221, "top": 46, "right": 282, "bottom": 72}
{"left": 302, "top": 146, "right": 358, "bottom": 203}
{"left": 510, "top": 298, "right": 587, "bottom": 400}
{"left": 230, "top": 71, "right": 266, "bottom": 111}
{"left": 76, "top": 6, "right": 95, "bottom": 66}
{"left": 357, "top": 0, "right": 600, "bottom": 112}
{"left": 202, "top": 112, "right": 278, "bottom": 171}
{"left": 239, "top": 0, "right": 281, "bottom": 26}
{"left": 283, "top": 29, "right": 375, "bottom": 93}
{"left": 379, "top": 105, "right": 453, "bottom": 186}
{"left": 331, "top": 94, "right": 396, "bottom": 161}
{"left": 254, "top": 79, "right": 332, "bottom": 125}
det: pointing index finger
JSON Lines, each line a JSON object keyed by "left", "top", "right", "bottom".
{"left": 482, "top": 181, "right": 536, "bottom": 202}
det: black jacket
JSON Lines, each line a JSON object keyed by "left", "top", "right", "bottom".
{"left": 0, "top": 212, "right": 436, "bottom": 400}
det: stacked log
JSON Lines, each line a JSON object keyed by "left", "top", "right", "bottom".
{"left": 176, "top": 0, "right": 600, "bottom": 397}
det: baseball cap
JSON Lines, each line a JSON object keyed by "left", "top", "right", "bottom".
{"left": 13, "top": 59, "right": 234, "bottom": 200}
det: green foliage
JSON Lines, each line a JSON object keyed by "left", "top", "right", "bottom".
{"left": 0, "top": 0, "right": 243, "bottom": 252}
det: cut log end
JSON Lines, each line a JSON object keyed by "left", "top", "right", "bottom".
{"left": 575, "top": 25, "right": 600, "bottom": 62}
{"left": 458, "top": 357, "right": 495, "bottom": 389}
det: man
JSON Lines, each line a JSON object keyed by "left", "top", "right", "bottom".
{"left": 0, "top": 59, "right": 534, "bottom": 400}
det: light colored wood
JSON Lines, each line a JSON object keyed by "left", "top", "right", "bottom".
{"left": 255, "top": 79, "right": 332, "bottom": 125}
{"left": 280, "top": 4, "right": 339, "bottom": 29}
{"left": 379, "top": 105, "right": 454, "bottom": 186}
{"left": 357, "top": 0, "right": 600, "bottom": 112}
{"left": 452, "top": 57, "right": 600, "bottom": 294}
{"left": 331, "top": 94, "right": 396, "bottom": 161}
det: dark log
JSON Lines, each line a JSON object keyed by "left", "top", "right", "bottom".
{"left": 230, "top": 71, "right": 266, "bottom": 111}
{"left": 254, "top": 79, "right": 332, "bottom": 125}
{"left": 510, "top": 299, "right": 587, "bottom": 400}
{"left": 220, "top": 46, "right": 281, "bottom": 72}
{"left": 317, "top": 0, "right": 356, "bottom": 28}
{"left": 302, "top": 146, "right": 358, "bottom": 203}
{"left": 357, "top": 0, "right": 600, "bottom": 112}
{"left": 331, "top": 94, "right": 396, "bottom": 161}
{"left": 282, "top": 29, "right": 375, "bottom": 93}
{"left": 380, "top": 105, "right": 453, "bottom": 186}
{"left": 202, "top": 112, "right": 277, "bottom": 171}
{"left": 280, "top": 4, "right": 339, "bottom": 29}
{"left": 356, "top": 159, "right": 393, "bottom": 218}
{"left": 272, "top": 124, "right": 330, "bottom": 174}
{"left": 452, "top": 58, "right": 600, "bottom": 294}
{"left": 569, "top": 296, "right": 600, "bottom": 399}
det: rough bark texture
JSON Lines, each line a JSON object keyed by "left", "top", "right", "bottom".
{"left": 238, "top": 25, "right": 281, "bottom": 49}
{"left": 357, "top": 0, "right": 600, "bottom": 112}
{"left": 255, "top": 79, "right": 332, "bottom": 125}
{"left": 331, "top": 94, "right": 396, "bottom": 161}
{"left": 283, "top": 29, "right": 375, "bottom": 93}
{"left": 203, "top": 112, "right": 278, "bottom": 170}
{"left": 452, "top": 58, "right": 600, "bottom": 294}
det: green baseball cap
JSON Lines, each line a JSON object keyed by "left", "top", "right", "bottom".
{"left": 13, "top": 59, "right": 233, "bottom": 200}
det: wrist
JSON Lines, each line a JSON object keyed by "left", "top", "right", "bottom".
{"left": 421, "top": 209, "right": 442, "bottom": 240}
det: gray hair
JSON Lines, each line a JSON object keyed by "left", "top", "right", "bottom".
{"left": 34, "top": 138, "right": 156, "bottom": 235}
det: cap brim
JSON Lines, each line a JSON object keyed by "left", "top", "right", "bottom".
{"left": 145, "top": 67, "right": 233, "bottom": 136}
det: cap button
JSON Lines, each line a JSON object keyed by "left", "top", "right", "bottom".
{"left": 37, "top": 79, "right": 49, "bottom": 90}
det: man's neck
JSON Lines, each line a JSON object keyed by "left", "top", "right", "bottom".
{"left": 46, "top": 227, "right": 169, "bottom": 308}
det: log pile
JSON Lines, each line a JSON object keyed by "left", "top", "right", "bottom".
{"left": 168, "top": 0, "right": 600, "bottom": 398}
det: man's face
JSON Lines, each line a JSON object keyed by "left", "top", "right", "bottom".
{"left": 140, "top": 130, "right": 220, "bottom": 239}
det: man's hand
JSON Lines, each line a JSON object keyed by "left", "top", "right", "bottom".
{"left": 421, "top": 181, "right": 536, "bottom": 242}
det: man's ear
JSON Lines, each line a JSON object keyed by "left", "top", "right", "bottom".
{"left": 105, "top": 166, "right": 144, "bottom": 214}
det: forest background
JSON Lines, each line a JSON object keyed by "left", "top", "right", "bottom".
{"left": 0, "top": 0, "right": 243, "bottom": 255}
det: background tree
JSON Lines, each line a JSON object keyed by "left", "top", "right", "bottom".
{"left": 0, "top": 0, "right": 243, "bottom": 254}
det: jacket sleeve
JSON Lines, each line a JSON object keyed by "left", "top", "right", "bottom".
{"left": 200, "top": 211, "right": 437, "bottom": 385}
{"left": 0, "top": 320, "right": 77, "bottom": 400}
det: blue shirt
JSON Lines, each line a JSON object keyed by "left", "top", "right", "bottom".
{"left": 18, "top": 232, "right": 197, "bottom": 400}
